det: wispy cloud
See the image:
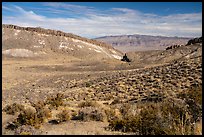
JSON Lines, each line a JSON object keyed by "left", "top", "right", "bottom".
{"left": 42, "top": 2, "right": 97, "bottom": 17}
{"left": 2, "top": 3, "right": 202, "bottom": 38}
{"left": 2, "top": 5, "right": 13, "bottom": 11}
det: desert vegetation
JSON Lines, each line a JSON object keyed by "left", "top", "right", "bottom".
{"left": 3, "top": 83, "right": 202, "bottom": 135}
{"left": 2, "top": 23, "right": 202, "bottom": 135}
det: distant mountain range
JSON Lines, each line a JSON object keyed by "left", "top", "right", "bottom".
{"left": 94, "top": 34, "right": 192, "bottom": 53}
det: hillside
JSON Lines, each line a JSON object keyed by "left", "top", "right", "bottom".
{"left": 94, "top": 34, "right": 191, "bottom": 53}
{"left": 2, "top": 24, "right": 123, "bottom": 61}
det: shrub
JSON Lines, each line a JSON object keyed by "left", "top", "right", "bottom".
{"left": 31, "top": 100, "right": 45, "bottom": 112}
{"left": 119, "top": 103, "right": 132, "bottom": 117}
{"left": 85, "top": 82, "right": 92, "bottom": 87}
{"left": 56, "top": 109, "right": 71, "bottom": 123}
{"left": 104, "top": 108, "right": 122, "bottom": 122}
{"left": 8, "top": 106, "right": 52, "bottom": 129}
{"left": 78, "top": 100, "right": 99, "bottom": 108}
{"left": 16, "top": 108, "right": 42, "bottom": 128}
{"left": 110, "top": 98, "right": 121, "bottom": 105}
{"left": 109, "top": 119, "right": 128, "bottom": 132}
{"left": 5, "top": 93, "right": 64, "bottom": 130}
{"left": 108, "top": 98, "right": 194, "bottom": 135}
{"left": 138, "top": 103, "right": 171, "bottom": 135}
{"left": 6, "top": 122, "right": 19, "bottom": 130}
{"left": 177, "top": 85, "right": 202, "bottom": 122}
{"left": 178, "top": 85, "right": 202, "bottom": 106}
{"left": 44, "top": 107, "right": 52, "bottom": 118}
{"left": 31, "top": 101, "right": 52, "bottom": 122}
{"left": 108, "top": 104, "right": 163, "bottom": 134}
{"left": 45, "top": 93, "right": 64, "bottom": 109}
{"left": 3, "top": 103, "right": 25, "bottom": 115}
{"left": 76, "top": 107, "right": 106, "bottom": 122}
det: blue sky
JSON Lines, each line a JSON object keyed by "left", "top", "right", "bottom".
{"left": 2, "top": 2, "right": 202, "bottom": 38}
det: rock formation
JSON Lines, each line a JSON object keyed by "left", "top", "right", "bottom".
{"left": 121, "top": 54, "right": 131, "bottom": 62}
{"left": 186, "top": 37, "right": 202, "bottom": 45}
{"left": 166, "top": 44, "right": 182, "bottom": 50}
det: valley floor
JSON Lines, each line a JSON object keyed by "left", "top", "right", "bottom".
{"left": 2, "top": 54, "right": 202, "bottom": 135}
{"left": 2, "top": 57, "right": 133, "bottom": 135}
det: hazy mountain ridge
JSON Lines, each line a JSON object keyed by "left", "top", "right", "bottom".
{"left": 94, "top": 34, "right": 192, "bottom": 52}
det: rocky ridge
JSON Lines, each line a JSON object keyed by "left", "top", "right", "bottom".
{"left": 2, "top": 24, "right": 115, "bottom": 50}
{"left": 2, "top": 24, "right": 122, "bottom": 60}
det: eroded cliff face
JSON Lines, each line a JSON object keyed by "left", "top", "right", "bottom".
{"left": 94, "top": 34, "right": 192, "bottom": 52}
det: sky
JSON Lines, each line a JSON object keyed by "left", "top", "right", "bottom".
{"left": 2, "top": 2, "right": 202, "bottom": 38}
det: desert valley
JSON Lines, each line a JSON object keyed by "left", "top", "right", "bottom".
{"left": 2, "top": 24, "right": 202, "bottom": 135}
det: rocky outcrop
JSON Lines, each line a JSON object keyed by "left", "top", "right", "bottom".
{"left": 186, "top": 37, "right": 202, "bottom": 45}
{"left": 2, "top": 24, "right": 118, "bottom": 51}
{"left": 165, "top": 36, "right": 202, "bottom": 50}
{"left": 166, "top": 44, "right": 183, "bottom": 50}
{"left": 121, "top": 54, "right": 131, "bottom": 62}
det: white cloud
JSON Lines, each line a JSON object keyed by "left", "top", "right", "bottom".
{"left": 2, "top": 4, "right": 202, "bottom": 38}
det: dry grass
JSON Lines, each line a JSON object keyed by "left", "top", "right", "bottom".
{"left": 177, "top": 85, "right": 202, "bottom": 123}
{"left": 108, "top": 97, "right": 200, "bottom": 135}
